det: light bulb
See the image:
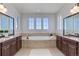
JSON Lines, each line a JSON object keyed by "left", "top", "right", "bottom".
{"left": 76, "top": 8, "right": 79, "bottom": 13}
{"left": 73, "top": 5, "right": 77, "bottom": 9}
{"left": 0, "top": 4, "right": 4, "bottom": 9}
{"left": 0, "top": 9, "right": 2, "bottom": 12}
{"left": 3, "top": 8, "right": 7, "bottom": 12}
{"left": 70, "top": 9, "right": 73, "bottom": 13}
{"left": 0, "top": 4, "right": 7, "bottom": 13}
{"left": 70, "top": 3, "right": 79, "bottom": 13}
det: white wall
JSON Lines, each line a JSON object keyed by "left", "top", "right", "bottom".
{"left": 21, "top": 13, "right": 56, "bottom": 34}
{"left": 56, "top": 3, "right": 75, "bottom": 35}
{"left": 2, "top": 3, "right": 76, "bottom": 36}
{"left": 3, "top": 4, "right": 21, "bottom": 35}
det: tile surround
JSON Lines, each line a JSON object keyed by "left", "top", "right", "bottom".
{"left": 22, "top": 40, "right": 56, "bottom": 48}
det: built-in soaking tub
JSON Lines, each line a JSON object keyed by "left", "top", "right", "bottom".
{"left": 22, "top": 35, "right": 56, "bottom": 48}
{"left": 28, "top": 36, "right": 55, "bottom": 40}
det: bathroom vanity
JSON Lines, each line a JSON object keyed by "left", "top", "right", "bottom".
{"left": 56, "top": 11, "right": 79, "bottom": 56}
{"left": 56, "top": 35, "right": 79, "bottom": 56}
{"left": 0, "top": 35, "right": 22, "bottom": 56}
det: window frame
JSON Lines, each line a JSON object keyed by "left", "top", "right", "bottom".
{"left": 35, "top": 17, "right": 42, "bottom": 30}
{"left": 28, "top": 17, "right": 35, "bottom": 30}
{"left": 42, "top": 17, "right": 49, "bottom": 30}
{"left": 28, "top": 17, "right": 49, "bottom": 30}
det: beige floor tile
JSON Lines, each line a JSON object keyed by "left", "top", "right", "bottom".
{"left": 29, "top": 49, "right": 52, "bottom": 56}
{"left": 49, "top": 48, "right": 64, "bottom": 56}
{"left": 15, "top": 48, "right": 31, "bottom": 56}
{"left": 15, "top": 48, "right": 64, "bottom": 56}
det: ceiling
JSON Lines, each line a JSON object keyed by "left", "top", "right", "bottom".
{"left": 10, "top": 3, "right": 66, "bottom": 14}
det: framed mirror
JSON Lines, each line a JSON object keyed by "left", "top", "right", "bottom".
{"left": 63, "top": 12, "right": 79, "bottom": 37}
{"left": 0, "top": 12, "right": 14, "bottom": 37}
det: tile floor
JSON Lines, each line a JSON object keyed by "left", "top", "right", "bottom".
{"left": 15, "top": 48, "right": 64, "bottom": 56}
{"left": 29, "top": 49, "right": 52, "bottom": 56}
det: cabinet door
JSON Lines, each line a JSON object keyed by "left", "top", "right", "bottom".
{"left": 56, "top": 40, "right": 61, "bottom": 50}
{"left": 2, "top": 45, "right": 10, "bottom": 56}
{"left": 16, "top": 36, "right": 22, "bottom": 52}
{"left": 19, "top": 36, "right": 22, "bottom": 49}
{"left": 56, "top": 38, "right": 59, "bottom": 48}
{"left": 68, "top": 44, "right": 76, "bottom": 56}
{"left": 77, "top": 42, "right": 79, "bottom": 56}
{"left": 0, "top": 44, "right": 1, "bottom": 56}
{"left": 62, "top": 40, "right": 68, "bottom": 56}
{"left": 10, "top": 40, "right": 16, "bottom": 56}
{"left": 56, "top": 36, "right": 59, "bottom": 48}
{"left": 56, "top": 36, "right": 62, "bottom": 50}
{"left": 16, "top": 37, "right": 19, "bottom": 52}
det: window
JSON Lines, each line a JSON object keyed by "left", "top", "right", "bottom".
{"left": 1, "top": 15, "right": 7, "bottom": 30}
{"left": 43, "top": 17, "right": 48, "bottom": 29}
{"left": 28, "top": 17, "right": 49, "bottom": 30}
{"left": 28, "top": 17, "right": 34, "bottom": 29}
{"left": 36, "top": 17, "right": 41, "bottom": 29}
{"left": 9, "top": 18, "right": 14, "bottom": 35}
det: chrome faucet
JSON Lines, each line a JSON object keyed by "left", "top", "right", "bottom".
{"left": 75, "top": 33, "right": 79, "bottom": 37}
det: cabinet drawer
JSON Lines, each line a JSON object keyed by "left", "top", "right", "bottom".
{"left": 68, "top": 39, "right": 77, "bottom": 46}
{"left": 10, "top": 41, "right": 16, "bottom": 56}
{"left": 68, "top": 44, "right": 77, "bottom": 56}
{"left": 2, "top": 45, "right": 10, "bottom": 56}
{"left": 10, "top": 38, "right": 16, "bottom": 44}
{"left": 63, "top": 37, "right": 77, "bottom": 45}
{"left": 62, "top": 40, "right": 68, "bottom": 56}
{"left": 2, "top": 38, "right": 16, "bottom": 46}
{"left": 2, "top": 40, "right": 11, "bottom": 46}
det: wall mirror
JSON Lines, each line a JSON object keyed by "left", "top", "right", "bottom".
{"left": 63, "top": 12, "right": 79, "bottom": 37}
{"left": 0, "top": 12, "right": 14, "bottom": 37}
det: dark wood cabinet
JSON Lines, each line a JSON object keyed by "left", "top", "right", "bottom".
{"left": 56, "top": 36, "right": 62, "bottom": 51}
{"left": 10, "top": 38, "right": 16, "bottom": 56}
{"left": 0, "top": 43, "right": 1, "bottom": 56}
{"left": 67, "top": 39, "right": 77, "bottom": 56}
{"left": 62, "top": 38, "right": 68, "bottom": 56}
{"left": 16, "top": 36, "right": 22, "bottom": 52}
{"left": 2, "top": 40, "right": 11, "bottom": 56}
{"left": 68, "top": 43, "right": 77, "bottom": 56}
{"left": 77, "top": 42, "right": 79, "bottom": 56}
{"left": 20, "top": 37, "right": 22, "bottom": 48}
{"left": 2, "top": 45, "right": 10, "bottom": 56}
{"left": 18, "top": 36, "right": 22, "bottom": 49}
{"left": 1, "top": 36, "right": 22, "bottom": 56}
{"left": 56, "top": 36, "right": 77, "bottom": 56}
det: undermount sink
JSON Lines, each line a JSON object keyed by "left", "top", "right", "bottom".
{"left": 0, "top": 35, "right": 5, "bottom": 38}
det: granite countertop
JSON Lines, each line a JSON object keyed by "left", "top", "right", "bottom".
{"left": 0, "top": 34, "right": 79, "bottom": 43}
{"left": 58, "top": 35, "right": 79, "bottom": 42}
{"left": 0, "top": 34, "right": 21, "bottom": 43}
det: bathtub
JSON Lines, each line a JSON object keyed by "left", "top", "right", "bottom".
{"left": 22, "top": 35, "right": 56, "bottom": 48}
{"left": 28, "top": 36, "right": 56, "bottom": 40}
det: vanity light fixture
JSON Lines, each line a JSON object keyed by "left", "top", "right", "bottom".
{"left": 70, "top": 3, "right": 79, "bottom": 14}
{"left": 0, "top": 3, "right": 7, "bottom": 13}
